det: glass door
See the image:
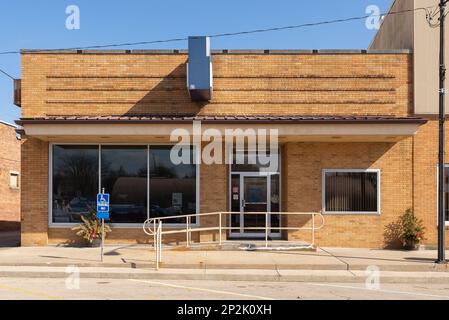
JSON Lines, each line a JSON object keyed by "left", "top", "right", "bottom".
{"left": 229, "top": 173, "right": 281, "bottom": 238}
{"left": 242, "top": 176, "right": 268, "bottom": 235}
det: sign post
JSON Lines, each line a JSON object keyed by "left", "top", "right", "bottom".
{"left": 96, "top": 188, "right": 110, "bottom": 262}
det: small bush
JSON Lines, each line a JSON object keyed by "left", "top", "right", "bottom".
{"left": 72, "top": 206, "right": 111, "bottom": 244}
{"left": 398, "top": 209, "right": 425, "bottom": 248}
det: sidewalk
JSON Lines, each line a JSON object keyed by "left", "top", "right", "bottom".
{"left": 0, "top": 245, "right": 446, "bottom": 270}
{"left": 0, "top": 245, "right": 448, "bottom": 282}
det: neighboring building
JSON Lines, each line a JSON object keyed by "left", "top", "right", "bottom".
{"left": 370, "top": 0, "right": 445, "bottom": 115}
{"left": 0, "top": 121, "right": 20, "bottom": 224}
{"left": 16, "top": 43, "right": 432, "bottom": 248}
{"left": 371, "top": 0, "right": 449, "bottom": 248}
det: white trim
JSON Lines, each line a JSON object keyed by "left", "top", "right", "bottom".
{"left": 227, "top": 147, "right": 282, "bottom": 238}
{"left": 0, "top": 120, "right": 17, "bottom": 128}
{"left": 9, "top": 171, "right": 20, "bottom": 189}
{"left": 322, "top": 169, "right": 381, "bottom": 215}
{"left": 48, "top": 143, "right": 200, "bottom": 228}
{"left": 147, "top": 146, "right": 150, "bottom": 224}
{"left": 48, "top": 145, "right": 53, "bottom": 227}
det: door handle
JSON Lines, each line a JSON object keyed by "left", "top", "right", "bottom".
{"left": 242, "top": 199, "right": 246, "bottom": 208}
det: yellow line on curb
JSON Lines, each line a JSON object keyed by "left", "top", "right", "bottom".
{"left": 129, "top": 279, "right": 275, "bottom": 300}
{"left": 0, "top": 283, "right": 64, "bottom": 300}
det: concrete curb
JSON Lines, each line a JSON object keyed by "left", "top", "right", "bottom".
{"left": 0, "top": 262, "right": 440, "bottom": 272}
{"left": 0, "top": 266, "right": 449, "bottom": 283}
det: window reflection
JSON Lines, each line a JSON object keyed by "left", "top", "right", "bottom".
{"left": 150, "top": 146, "right": 196, "bottom": 223}
{"left": 52, "top": 145, "right": 99, "bottom": 223}
{"left": 231, "top": 150, "right": 279, "bottom": 172}
{"left": 52, "top": 144, "right": 198, "bottom": 225}
{"left": 101, "top": 146, "right": 147, "bottom": 224}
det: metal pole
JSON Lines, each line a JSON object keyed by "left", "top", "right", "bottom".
{"left": 101, "top": 218, "right": 104, "bottom": 262}
{"left": 156, "top": 221, "right": 160, "bottom": 271}
{"left": 186, "top": 216, "right": 190, "bottom": 247}
{"left": 100, "top": 187, "right": 105, "bottom": 263}
{"left": 153, "top": 220, "right": 156, "bottom": 249}
{"left": 158, "top": 221, "right": 162, "bottom": 263}
{"left": 437, "top": 0, "right": 447, "bottom": 264}
{"left": 265, "top": 212, "right": 268, "bottom": 248}
{"left": 219, "top": 212, "right": 222, "bottom": 245}
{"left": 312, "top": 213, "right": 315, "bottom": 247}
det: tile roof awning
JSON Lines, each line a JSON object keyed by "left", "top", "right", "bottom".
{"left": 16, "top": 115, "right": 428, "bottom": 125}
{"left": 17, "top": 115, "right": 427, "bottom": 143}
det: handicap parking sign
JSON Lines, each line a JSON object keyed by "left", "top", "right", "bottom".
{"left": 97, "top": 193, "right": 110, "bottom": 220}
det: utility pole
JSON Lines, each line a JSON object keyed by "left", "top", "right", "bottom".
{"left": 437, "top": 0, "right": 448, "bottom": 264}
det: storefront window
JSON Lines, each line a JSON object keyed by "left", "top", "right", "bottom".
{"left": 51, "top": 144, "right": 197, "bottom": 225}
{"left": 52, "top": 145, "right": 99, "bottom": 223}
{"left": 149, "top": 146, "right": 197, "bottom": 224}
{"left": 101, "top": 146, "right": 148, "bottom": 224}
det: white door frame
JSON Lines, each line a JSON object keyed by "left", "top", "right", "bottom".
{"left": 229, "top": 172, "right": 281, "bottom": 238}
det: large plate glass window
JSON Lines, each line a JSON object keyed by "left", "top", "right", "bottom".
{"left": 101, "top": 145, "right": 148, "bottom": 223}
{"left": 51, "top": 144, "right": 197, "bottom": 225}
{"left": 52, "top": 145, "right": 99, "bottom": 223}
{"left": 149, "top": 146, "right": 197, "bottom": 224}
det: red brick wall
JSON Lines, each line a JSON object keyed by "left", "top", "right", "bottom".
{"left": 0, "top": 123, "right": 20, "bottom": 223}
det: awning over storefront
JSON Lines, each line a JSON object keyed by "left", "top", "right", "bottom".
{"left": 16, "top": 115, "right": 427, "bottom": 143}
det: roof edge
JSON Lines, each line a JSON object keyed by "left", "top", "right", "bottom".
{"left": 20, "top": 48, "right": 412, "bottom": 55}
{"left": 16, "top": 116, "right": 428, "bottom": 126}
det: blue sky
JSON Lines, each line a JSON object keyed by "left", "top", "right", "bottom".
{"left": 0, "top": 0, "right": 393, "bottom": 124}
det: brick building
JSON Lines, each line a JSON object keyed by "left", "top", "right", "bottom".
{"left": 15, "top": 36, "right": 445, "bottom": 248}
{"left": 0, "top": 121, "right": 20, "bottom": 225}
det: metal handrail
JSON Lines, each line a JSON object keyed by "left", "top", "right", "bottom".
{"left": 143, "top": 212, "right": 325, "bottom": 270}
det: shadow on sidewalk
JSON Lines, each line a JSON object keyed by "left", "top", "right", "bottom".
{"left": 262, "top": 248, "right": 437, "bottom": 264}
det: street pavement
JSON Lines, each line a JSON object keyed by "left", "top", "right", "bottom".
{"left": 0, "top": 245, "right": 448, "bottom": 299}
{"left": 0, "top": 277, "right": 448, "bottom": 300}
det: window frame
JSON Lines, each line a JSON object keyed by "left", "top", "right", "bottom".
{"left": 9, "top": 171, "right": 19, "bottom": 189}
{"left": 442, "top": 164, "right": 449, "bottom": 226}
{"left": 48, "top": 142, "right": 200, "bottom": 228}
{"left": 322, "top": 169, "right": 381, "bottom": 215}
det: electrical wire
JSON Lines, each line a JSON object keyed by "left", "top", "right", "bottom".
{"left": 0, "top": 68, "right": 15, "bottom": 79}
{"left": 0, "top": 5, "right": 438, "bottom": 55}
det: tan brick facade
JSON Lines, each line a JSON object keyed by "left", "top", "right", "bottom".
{"left": 0, "top": 122, "right": 20, "bottom": 224}
{"left": 283, "top": 141, "right": 413, "bottom": 248}
{"left": 19, "top": 51, "right": 446, "bottom": 248}
{"left": 21, "top": 53, "right": 411, "bottom": 118}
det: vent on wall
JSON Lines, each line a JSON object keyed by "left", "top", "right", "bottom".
{"left": 187, "top": 36, "right": 212, "bottom": 101}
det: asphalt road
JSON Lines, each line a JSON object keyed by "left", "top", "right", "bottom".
{"left": 0, "top": 277, "right": 448, "bottom": 300}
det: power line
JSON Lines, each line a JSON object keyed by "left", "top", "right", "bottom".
{"left": 0, "top": 5, "right": 438, "bottom": 56}
{"left": 209, "top": 6, "right": 437, "bottom": 39}
{"left": 0, "top": 68, "right": 15, "bottom": 79}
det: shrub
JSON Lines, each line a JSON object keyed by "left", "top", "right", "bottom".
{"left": 72, "top": 206, "right": 111, "bottom": 244}
{"left": 398, "top": 209, "right": 425, "bottom": 248}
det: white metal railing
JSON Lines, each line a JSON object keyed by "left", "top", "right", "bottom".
{"left": 143, "top": 212, "right": 325, "bottom": 270}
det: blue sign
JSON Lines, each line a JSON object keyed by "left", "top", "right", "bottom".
{"left": 97, "top": 211, "right": 109, "bottom": 220}
{"left": 97, "top": 193, "right": 110, "bottom": 220}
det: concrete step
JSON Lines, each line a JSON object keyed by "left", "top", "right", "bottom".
{"left": 164, "top": 241, "right": 317, "bottom": 252}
